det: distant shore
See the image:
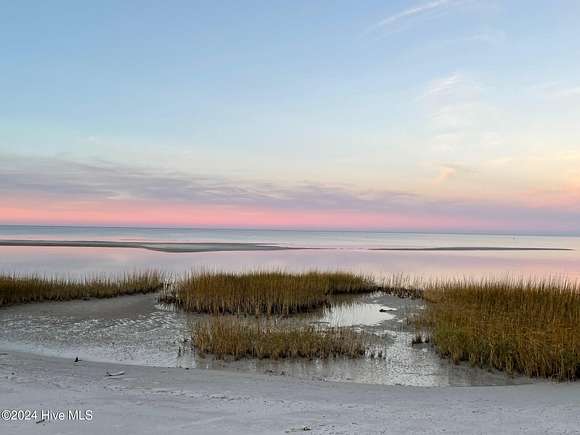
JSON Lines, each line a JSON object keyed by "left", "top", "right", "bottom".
{"left": 0, "top": 239, "right": 572, "bottom": 253}
{"left": 372, "top": 246, "right": 573, "bottom": 251}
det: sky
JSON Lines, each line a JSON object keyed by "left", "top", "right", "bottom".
{"left": 1, "top": 1, "right": 580, "bottom": 233}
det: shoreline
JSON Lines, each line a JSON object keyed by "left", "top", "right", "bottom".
{"left": 1, "top": 349, "right": 579, "bottom": 434}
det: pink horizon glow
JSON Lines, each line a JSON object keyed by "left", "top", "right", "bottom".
{"left": 1, "top": 196, "right": 575, "bottom": 233}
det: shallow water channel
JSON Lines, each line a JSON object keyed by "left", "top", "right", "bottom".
{"left": 0, "top": 293, "right": 533, "bottom": 387}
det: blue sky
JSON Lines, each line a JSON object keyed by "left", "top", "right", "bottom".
{"left": 1, "top": 1, "right": 580, "bottom": 232}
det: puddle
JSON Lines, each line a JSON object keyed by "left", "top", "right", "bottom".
{"left": 316, "top": 302, "right": 395, "bottom": 327}
{"left": 0, "top": 293, "right": 534, "bottom": 387}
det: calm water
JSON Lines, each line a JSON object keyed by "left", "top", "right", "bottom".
{"left": 1, "top": 225, "right": 579, "bottom": 249}
{"left": 0, "top": 225, "right": 579, "bottom": 280}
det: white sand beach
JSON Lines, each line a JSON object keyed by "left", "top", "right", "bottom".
{"left": 1, "top": 350, "right": 579, "bottom": 434}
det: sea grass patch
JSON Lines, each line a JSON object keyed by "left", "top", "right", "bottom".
{"left": 192, "top": 315, "right": 368, "bottom": 360}
{"left": 415, "top": 277, "right": 580, "bottom": 381}
{"left": 161, "top": 270, "right": 378, "bottom": 315}
{"left": 0, "top": 271, "right": 164, "bottom": 307}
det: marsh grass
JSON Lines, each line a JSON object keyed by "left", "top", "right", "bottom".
{"left": 0, "top": 271, "right": 164, "bottom": 307}
{"left": 161, "top": 270, "right": 378, "bottom": 316}
{"left": 192, "top": 315, "right": 368, "bottom": 360}
{"left": 382, "top": 274, "right": 424, "bottom": 299}
{"left": 416, "top": 277, "right": 580, "bottom": 381}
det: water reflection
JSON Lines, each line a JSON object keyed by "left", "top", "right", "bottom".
{"left": 317, "top": 302, "right": 396, "bottom": 327}
{"left": 1, "top": 245, "right": 579, "bottom": 281}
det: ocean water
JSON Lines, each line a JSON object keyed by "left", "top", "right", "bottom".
{"left": 1, "top": 225, "right": 579, "bottom": 280}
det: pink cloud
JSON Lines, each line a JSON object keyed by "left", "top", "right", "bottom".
{"left": 1, "top": 156, "right": 580, "bottom": 234}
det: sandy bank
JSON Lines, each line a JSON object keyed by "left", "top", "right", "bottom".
{"left": 0, "top": 350, "right": 579, "bottom": 434}
{"left": 0, "top": 240, "right": 296, "bottom": 253}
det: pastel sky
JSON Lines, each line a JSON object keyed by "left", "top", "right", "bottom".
{"left": 1, "top": 1, "right": 580, "bottom": 233}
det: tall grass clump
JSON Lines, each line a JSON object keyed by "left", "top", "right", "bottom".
{"left": 417, "top": 277, "right": 580, "bottom": 381}
{"left": 382, "top": 274, "right": 424, "bottom": 299}
{"left": 0, "top": 271, "right": 164, "bottom": 307}
{"left": 192, "top": 316, "right": 367, "bottom": 360}
{"left": 161, "top": 270, "right": 377, "bottom": 316}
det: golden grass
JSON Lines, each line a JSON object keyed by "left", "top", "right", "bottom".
{"left": 0, "top": 271, "right": 164, "bottom": 307}
{"left": 161, "top": 270, "right": 378, "bottom": 315}
{"left": 416, "top": 277, "right": 580, "bottom": 380}
{"left": 192, "top": 316, "right": 367, "bottom": 360}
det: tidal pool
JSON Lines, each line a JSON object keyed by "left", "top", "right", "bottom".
{"left": 0, "top": 292, "right": 533, "bottom": 387}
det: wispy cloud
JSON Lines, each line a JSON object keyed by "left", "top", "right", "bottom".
{"left": 0, "top": 154, "right": 418, "bottom": 213}
{"left": 435, "top": 29, "right": 506, "bottom": 47}
{"left": 418, "top": 72, "right": 503, "bottom": 152}
{"left": 422, "top": 73, "right": 462, "bottom": 98}
{"left": 368, "top": 0, "right": 461, "bottom": 32}
{"left": 529, "top": 82, "right": 580, "bottom": 99}
{"left": 421, "top": 73, "right": 487, "bottom": 131}
{"left": 420, "top": 72, "right": 482, "bottom": 100}
{"left": 551, "top": 86, "right": 580, "bottom": 99}
{"left": 434, "top": 165, "right": 457, "bottom": 184}
{"left": 465, "top": 29, "right": 506, "bottom": 44}
{"left": 432, "top": 163, "right": 468, "bottom": 184}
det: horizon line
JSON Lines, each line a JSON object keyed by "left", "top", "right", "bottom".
{"left": 0, "top": 223, "right": 578, "bottom": 238}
